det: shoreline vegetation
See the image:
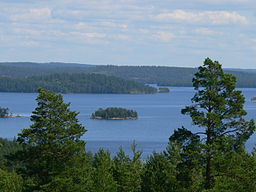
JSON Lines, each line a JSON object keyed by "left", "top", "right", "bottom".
{"left": 2, "top": 62, "right": 256, "bottom": 88}
{"left": 0, "top": 73, "right": 157, "bottom": 94}
{"left": 0, "top": 107, "right": 23, "bottom": 118}
{"left": 91, "top": 107, "right": 138, "bottom": 120}
{"left": 158, "top": 87, "right": 170, "bottom": 93}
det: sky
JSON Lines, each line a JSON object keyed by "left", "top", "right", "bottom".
{"left": 0, "top": 0, "right": 256, "bottom": 68}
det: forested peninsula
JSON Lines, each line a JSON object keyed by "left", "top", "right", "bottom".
{"left": 0, "top": 73, "right": 157, "bottom": 94}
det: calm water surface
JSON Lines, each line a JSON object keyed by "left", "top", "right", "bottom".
{"left": 1, "top": 87, "right": 256, "bottom": 157}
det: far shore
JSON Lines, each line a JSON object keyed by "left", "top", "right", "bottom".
{"left": 91, "top": 116, "right": 138, "bottom": 120}
{"left": 5, "top": 114, "right": 24, "bottom": 118}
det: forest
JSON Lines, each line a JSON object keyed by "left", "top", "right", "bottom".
{"left": 1, "top": 62, "right": 256, "bottom": 88}
{"left": 91, "top": 107, "right": 138, "bottom": 120}
{"left": 0, "top": 58, "right": 256, "bottom": 192}
{"left": 0, "top": 73, "right": 157, "bottom": 94}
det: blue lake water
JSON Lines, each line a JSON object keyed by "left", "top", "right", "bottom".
{"left": 1, "top": 87, "right": 256, "bottom": 158}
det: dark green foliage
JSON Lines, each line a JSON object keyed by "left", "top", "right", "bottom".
{"left": 113, "top": 143, "right": 142, "bottom": 192}
{"left": 91, "top": 107, "right": 138, "bottom": 119}
{"left": 142, "top": 152, "right": 178, "bottom": 192}
{"left": 203, "top": 150, "right": 256, "bottom": 192}
{"left": 174, "top": 58, "right": 255, "bottom": 189}
{"left": 0, "top": 73, "right": 157, "bottom": 94}
{"left": 14, "top": 88, "right": 86, "bottom": 191}
{"left": 0, "top": 138, "right": 22, "bottom": 168}
{"left": 0, "top": 107, "right": 9, "bottom": 118}
{"left": 2, "top": 62, "right": 256, "bottom": 87}
{"left": 158, "top": 87, "right": 170, "bottom": 93}
{"left": 93, "top": 149, "right": 117, "bottom": 192}
{"left": 165, "top": 127, "right": 203, "bottom": 191}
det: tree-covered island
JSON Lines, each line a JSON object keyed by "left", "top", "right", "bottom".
{"left": 0, "top": 107, "right": 9, "bottom": 118}
{"left": 158, "top": 87, "right": 170, "bottom": 93}
{"left": 91, "top": 107, "right": 138, "bottom": 120}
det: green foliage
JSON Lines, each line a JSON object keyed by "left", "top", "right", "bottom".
{"left": 0, "top": 73, "right": 157, "bottom": 94}
{"left": 203, "top": 150, "right": 256, "bottom": 192}
{"left": 142, "top": 152, "right": 178, "bottom": 192}
{"left": 158, "top": 87, "right": 170, "bottom": 93}
{"left": 0, "top": 169, "right": 23, "bottom": 192}
{"left": 93, "top": 149, "right": 117, "bottom": 192}
{"left": 172, "top": 58, "right": 256, "bottom": 189}
{"left": 14, "top": 88, "right": 86, "bottom": 191}
{"left": 0, "top": 107, "right": 9, "bottom": 118}
{"left": 0, "top": 138, "right": 22, "bottom": 168}
{"left": 165, "top": 127, "right": 203, "bottom": 191}
{"left": 113, "top": 143, "right": 142, "bottom": 192}
{"left": 91, "top": 107, "right": 138, "bottom": 119}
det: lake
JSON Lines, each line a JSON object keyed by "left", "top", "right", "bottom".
{"left": 1, "top": 87, "right": 256, "bottom": 158}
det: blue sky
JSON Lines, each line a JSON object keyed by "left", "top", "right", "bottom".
{"left": 0, "top": 0, "right": 256, "bottom": 68}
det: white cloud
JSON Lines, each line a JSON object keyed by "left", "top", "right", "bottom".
{"left": 99, "top": 22, "right": 128, "bottom": 29}
{"left": 71, "top": 32, "right": 107, "bottom": 38}
{"left": 11, "top": 8, "right": 52, "bottom": 22}
{"left": 13, "top": 28, "right": 43, "bottom": 35}
{"left": 194, "top": 28, "right": 220, "bottom": 35}
{"left": 114, "top": 34, "right": 131, "bottom": 40}
{"left": 21, "top": 41, "right": 39, "bottom": 47}
{"left": 155, "top": 10, "right": 249, "bottom": 25}
{"left": 197, "top": 0, "right": 251, "bottom": 3}
{"left": 74, "top": 22, "right": 94, "bottom": 31}
{"left": 249, "top": 38, "right": 256, "bottom": 43}
{"left": 151, "top": 32, "right": 176, "bottom": 42}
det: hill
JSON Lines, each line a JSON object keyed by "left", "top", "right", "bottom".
{"left": 0, "top": 62, "right": 256, "bottom": 88}
{"left": 0, "top": 73, "right": 157, "bottom": 94}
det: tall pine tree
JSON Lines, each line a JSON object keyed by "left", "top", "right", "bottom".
{"left": 16, "top": 88, "right": 86, "bottom": 191}
{"left": 169, "top": 58, "right": 255, "bottom": 189}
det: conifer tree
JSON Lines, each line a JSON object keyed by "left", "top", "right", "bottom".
{"left": 168, "top": 58, "right": 255, "bottom": 189}
{"left": 16, "top": 88, "right": 86, "bottom": 191}
{"left": 93, "top": 149, "right": 117, "bottom": 192}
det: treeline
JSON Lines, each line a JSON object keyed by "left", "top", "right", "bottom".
{"left": 0, "top": 73, "right": 157, "bottom": 94}
{"left": 1, "top": 62, "right": 256, "bottom": 87}
{"left": 91, "top": 107, "right": 138, "bottom": 119}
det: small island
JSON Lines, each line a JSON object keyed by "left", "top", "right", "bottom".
{"left": 0, "top": 107, "right": 23, "bottom": 118}
{"left": 91, "top": 107, "right": 138, "bottom": 120}
{"left": 252, "top": 97, "right": 256, "bottom": 102}
{"left": 158, "top": 87, "right": 170, "bottom": 93}
{"left": 0, "top": 107, "right": 9, "bottom": 118}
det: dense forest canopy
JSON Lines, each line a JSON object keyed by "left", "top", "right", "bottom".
{"left": 91, "top": 107, "right": 138, "bottom": 120}
{"left": 0, "top": 73, "right": 157, "bottom": 94}
{"left": 1, "top": 62, "right": 256, "bottom": 88}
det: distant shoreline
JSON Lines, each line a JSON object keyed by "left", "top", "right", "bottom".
{"left": 91, "top": 116, "right": 138, "bottom": 120}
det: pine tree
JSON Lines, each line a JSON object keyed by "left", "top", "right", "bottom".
{"left": 170, "top": 58, "right": 255, "bottom": 189}
{"left": 16, "top": 88, "right": 86, "bottom": 191}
